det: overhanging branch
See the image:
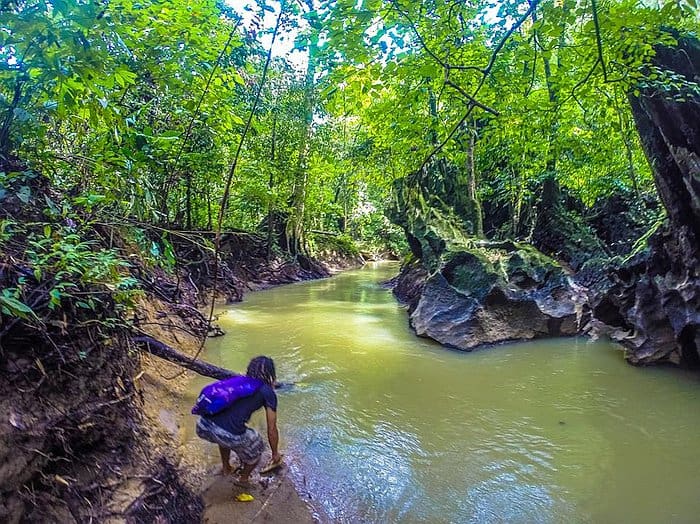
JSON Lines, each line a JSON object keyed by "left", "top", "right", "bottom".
{"left": 444, "top": 80, "right": 500, "bottom": 115}
{"left": 417, "top": 0, "right": 540, "bottom": 172}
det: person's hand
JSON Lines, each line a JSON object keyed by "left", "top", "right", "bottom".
{"left": 261, "top": 452, "right": 284, "bottom": 473}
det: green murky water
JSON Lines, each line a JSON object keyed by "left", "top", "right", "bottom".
{"left": 186, "top": 262, "right": 700, "bottom": 523}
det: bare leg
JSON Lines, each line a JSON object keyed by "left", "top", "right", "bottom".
{"left": 238, "top": 458, "right": 259, "bottom": 482}
{"left": 218, "top": 445, "right": 232, "bottom": 475}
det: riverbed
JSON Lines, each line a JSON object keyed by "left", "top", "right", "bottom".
{"left": 185, "top": 262, "right": 700, "bottom": 523}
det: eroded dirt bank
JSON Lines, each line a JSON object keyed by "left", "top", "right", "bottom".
{"left": 1, "top": 253, "right": 341, "bottom": 523}
{"left": 0, "top": 170, "right": 357, "bottom": 523}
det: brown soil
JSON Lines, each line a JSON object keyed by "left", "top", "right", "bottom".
{"left": 0, "top": 158, "right": 358, "bottom": 522}
{"left": 202, "top": 471, "right": 314, "bottom": 524}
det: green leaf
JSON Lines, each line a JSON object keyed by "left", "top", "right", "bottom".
{"left": 49, "top": 288, "right": 62, "bottom": 309}
{"left": 0, "top": 294, "right": 36, "bottom": 320}
{"left": 17, "top": 186, "right": 31, "bottom": 203}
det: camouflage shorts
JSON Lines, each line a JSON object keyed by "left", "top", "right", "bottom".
{"left": 196, "top": 417, "right": 264, "bottom": 465}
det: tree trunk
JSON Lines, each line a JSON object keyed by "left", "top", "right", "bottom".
{"left": 612, "top": 86, "right": 640, "bottom": 196}
{"left": 267, "top": 111, "right": 277, "bottom": 261}
{"left": 185, "top": 172, "right": 193, "bottom": 230}
{"left": 533, "top": 6, "right": 562, "bottom": 211}
{"left": 428, "top": 84, "right": 439, "bottom": 146}
{"left": 206, "top": 184, "right": 213, "bottom": 230}
{"left": 466, "top": 126, "right": 484, "bottom": 237}
{"left": 286, "top": 49, "right": 315, "bottom": 256}
{"left": 0, "top": 77, "right": 24, "bottom": 156}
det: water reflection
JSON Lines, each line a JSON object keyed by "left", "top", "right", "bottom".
{"left": 191, "top": 263, "right": 700, "bottom": 523}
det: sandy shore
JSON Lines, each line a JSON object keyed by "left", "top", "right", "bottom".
{"left": 202, "top": 469, "right": 314, "bottom": 523}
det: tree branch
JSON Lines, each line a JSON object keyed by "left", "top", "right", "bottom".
{"left": 444, "top": 80, "right": 500, "bottom": 115}
{"left": 390, "top": 0, "right": 449, "bottom": 70}
{"left": 559, "top": 56, "right": 600, "bottom": 107}
{"left": 591, "top": 0, "right": 608, "bottom": 81}
{"left": 417, "top": 0, "right": 540, "bottom": 172}
{"left": 132, "top": 335, "right": 237, "bottom": 380}
{"left": 447, "top": 64, "right": 487, "bottom": 74}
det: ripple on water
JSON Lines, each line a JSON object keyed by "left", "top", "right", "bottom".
{"left": 196, "top": 264, "right": 700, "bottom": 524}
{"left": 463, "top": 474, "right": 559, "bottom": 524}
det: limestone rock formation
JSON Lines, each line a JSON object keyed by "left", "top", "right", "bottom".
{"left": 393, "top": 241, "right": 585, "bottom": 351}
{"left": 388, "top": 158, "right": 587, "bottom": 351}
{"left": 589, "top": 34, "right": 700, "bottom": 367}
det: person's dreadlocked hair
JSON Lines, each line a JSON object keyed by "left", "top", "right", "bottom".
{"left": 246, "top": 356, "right": 276, "bottom": 385}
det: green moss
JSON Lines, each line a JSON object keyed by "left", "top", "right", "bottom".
{"left": 437, "top": 240, "right": 567, "bottom": 300}
{"left": 442, "top": 251, "right": 500, "bottom": 300}
{"left": 310, "top": 233, "right": 361, "bottom": 257}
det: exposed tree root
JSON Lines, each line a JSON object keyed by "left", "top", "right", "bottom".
{"left": 133, "top": 335, "right": 237, "bottom": 380}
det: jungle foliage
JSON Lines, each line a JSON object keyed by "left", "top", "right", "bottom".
{"left": 1, "top": 0, "right": 698, "bottom": 302}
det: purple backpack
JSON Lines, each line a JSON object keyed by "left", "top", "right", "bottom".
{"left": 192, "top": 375, "right": 263, "bottom": 416}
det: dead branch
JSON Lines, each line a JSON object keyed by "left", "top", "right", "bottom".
{"left": 131, "top": 335, "right": 237, "bottom": 380}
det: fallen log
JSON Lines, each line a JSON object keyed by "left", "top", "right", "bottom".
{"left": 132, "top": 335, "right": 238, "bottom": 380}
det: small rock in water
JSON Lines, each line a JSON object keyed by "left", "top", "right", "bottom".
{"left": 207, "top": 326, "right": 226, "bottom": 337}
{"left": 559, "top": 420, "right": 566, "bottom": 425}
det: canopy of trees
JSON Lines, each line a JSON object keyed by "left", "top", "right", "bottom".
{"left": 1, "top": 0, "right": 698, "bottom": 260}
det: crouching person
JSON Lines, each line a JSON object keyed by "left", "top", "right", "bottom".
{"left": 196, "top": 356, "right": 282, "bottom": 485}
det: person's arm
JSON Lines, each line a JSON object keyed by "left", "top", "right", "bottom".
{"left": 265, "top": 406, "right": 281, "bottom": 462}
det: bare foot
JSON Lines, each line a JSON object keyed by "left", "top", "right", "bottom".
{"left": 220, "top": 463, "right": 244, "bottom": 476}
{"left": 232, "top": 475, "right": 254, "bottom": 489}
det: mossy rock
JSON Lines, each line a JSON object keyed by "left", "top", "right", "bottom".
{"left": 403, "top": 241, "right": 584, "bottom": 351}
{"left": 438, "top": 241, "right": 568, "bottom": 301}
{"left": 441, "top": 250, "right": 500, "bottom": 302}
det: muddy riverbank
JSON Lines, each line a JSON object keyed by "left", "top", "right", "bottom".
{"left": 138, "top": 302, "right": 315, "bottom": 524}
{"left": 0, "top": 182, "right": 357, "bottom": 522}
{"left": 112, "top": 249, "right": 365, "bottom": 522}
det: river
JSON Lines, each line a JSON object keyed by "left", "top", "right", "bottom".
{"left": 185, "top": 262, "right": 700, "bottom": 523}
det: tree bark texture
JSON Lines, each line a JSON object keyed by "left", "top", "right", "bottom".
{"left": 133, "top": 335, "right": 237, "bottom": 380}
